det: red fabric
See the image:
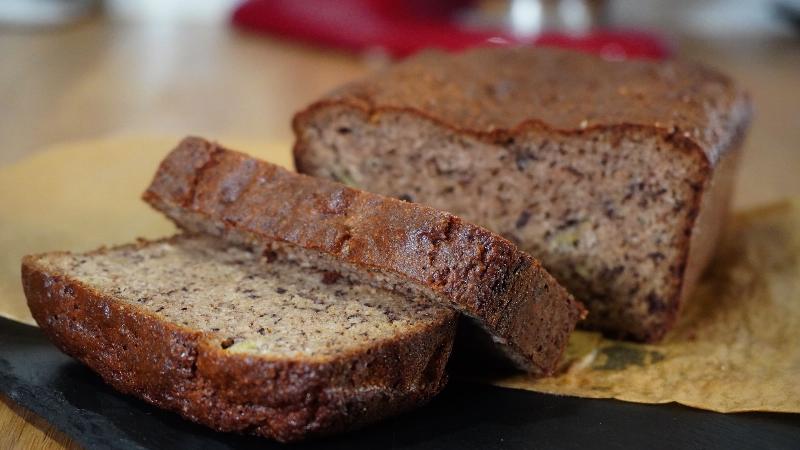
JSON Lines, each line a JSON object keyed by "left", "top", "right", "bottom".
{"left": 231, "top": 0, "right": 671, "bottom": 60}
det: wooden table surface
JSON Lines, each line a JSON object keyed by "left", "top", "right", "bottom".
{"left": 1, "top": 12, "right": 799, "bottom": 449}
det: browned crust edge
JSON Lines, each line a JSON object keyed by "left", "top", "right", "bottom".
{"left": 22, "top": 241, "right": 457, "bottom": 443}
{"left": 657, "top": 123, "right": 747, "bottom": 342}
{"left": 291, "top": 99, "right": 751, "bottom": 342}
{"left": 142, "top": 137, "right": 585, "bottom": 374}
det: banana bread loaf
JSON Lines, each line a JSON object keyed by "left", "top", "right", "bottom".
{"left": 292, "top": 47, "right": 752, "bottom": 341}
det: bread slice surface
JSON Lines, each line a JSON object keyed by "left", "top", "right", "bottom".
{"left": 143, "top": 137, "right": 585, "bottom": 374}
{"left": 292, "top": 47, "right": 751, "bottom": 341}
{"left": 23, "top": 234, "right": 456, "bottom": 442}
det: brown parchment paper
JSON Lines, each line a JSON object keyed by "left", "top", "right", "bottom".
{"left": 1, "top": 136, "right": 798, "bottom": 413}
{"left": 493, "top": 199, "right": 800, "bottom": 413}
{"left": 0, "top": 136, "right": 290, "bottom": 325}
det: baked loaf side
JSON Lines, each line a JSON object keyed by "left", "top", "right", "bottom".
{"left": 143, "top": 137, "right": 585, "bottom": 374}
{"left": 23, "top": 235, "right": 456, "bottom": 442}
{"left": 292, "top": 47, "right": 752, "bottom": 341}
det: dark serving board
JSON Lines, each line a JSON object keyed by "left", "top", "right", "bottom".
{"left": 1, "top": 317, "right": 798, "bottom": 450}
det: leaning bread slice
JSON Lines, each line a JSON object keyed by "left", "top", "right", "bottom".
{"left": 143, "top": 137, "right": 585, "bottom": 374}
{"left": 23, "top": 235, "right": 456, "bottom": 442}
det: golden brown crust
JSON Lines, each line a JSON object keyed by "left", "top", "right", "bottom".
{"left": 660, "top": 126, "right": 745, "bottom": 341}
{"left": 293, "top": 47, "right": 751, "bottom": 167}
{"left": 143, "top": 137, "right": 585, "bottom": 373}
{"left": 22, "top": 247, "right": 456, "bottom": 442}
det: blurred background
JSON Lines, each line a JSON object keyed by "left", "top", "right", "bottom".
{"left": 0, "top": 0, "right": 798, "bottom": 206}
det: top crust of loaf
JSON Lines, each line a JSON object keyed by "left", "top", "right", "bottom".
{"left": 143, "top": 137, "right": 585, "bottom": 374}
{"left": 293, "top": 47, "right": 752, "bottom": 167}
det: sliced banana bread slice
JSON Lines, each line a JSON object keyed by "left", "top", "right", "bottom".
{"left": 22, "top": 234, "right": 456, "bottom": 442}
{"left": 143, "top": 137, "right": 584, "bottom": 374}
{"left": 292, "top": 47, "right": 752, "bottom": 342}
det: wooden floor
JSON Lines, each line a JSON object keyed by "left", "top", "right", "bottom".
{"left": 1, "top": 11, "right": 799, "bottom": 449}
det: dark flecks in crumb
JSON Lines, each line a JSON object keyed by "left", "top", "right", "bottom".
{"left": 262, "top": 250, "right": 278, "bottom": 263}
{"left": 647, "top": 252, "right": 666, "bottom": 263}
{"left": 336, "top": 127, "right": 352, "bottom": 135}
{"left": 646, "top": 291, "right": 667, "bottom": 314}
{"left": 603, "top": 202, "right": 616, "bottom": 219}
{"left": 556, "top": 218, "right": 580, "bottom": 231}
{"left": 257, "top": 327, "right": 266, "bottom": 336}
{"left": 321, "top": 271, "right": 341, "bottom": 285}
{"left": 622, "top": 191, "right": 633, "bottom": 203}
{"left": 275, "top": 287, "right": 287, "bottom": 294}
{"left": 384, "top": 310, "right": 400, "bottom": 322}
{"left": 652, "top": 188, "right": 668, "bottom": 197}
{"left": 515, "top": 151, "right": 540, "bottom": 171}
{"left": 599, "top": 265, "right": 625, "bottom": 281}
{"left": 155, "top": 306, "right": 165, "bottom": 313}
{"left": 220, "top": 338, "right": 235, "bottom": 349}
{"left": 515, "top": 210, "right": 532, "bottom": 229}
{"left": 564, "top": 165, "right": 584, "bottom": 178}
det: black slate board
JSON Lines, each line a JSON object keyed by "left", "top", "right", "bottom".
{"left": 1, "top": 317, "right": 798, "bottom": 450}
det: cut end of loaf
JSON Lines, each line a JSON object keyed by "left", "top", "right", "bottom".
{"left": 294, "top": 107, "right": 713, "bottom": 341}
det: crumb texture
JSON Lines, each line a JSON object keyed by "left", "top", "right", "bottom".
{"left": 35, "top": 234, "right": 451, "bottom": 358}
{"left": 298, "top": 113, "right": 705, "bottom": 339}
